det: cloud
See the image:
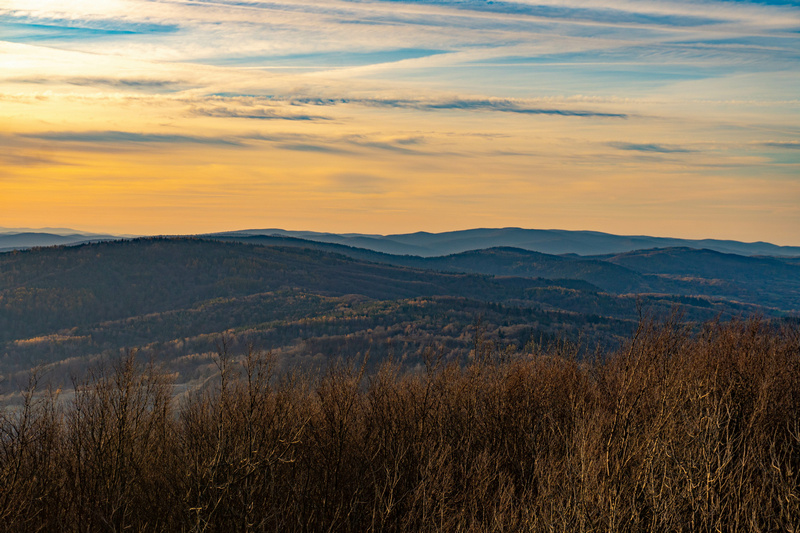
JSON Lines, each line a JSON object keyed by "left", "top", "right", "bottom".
{"left": 0, "top": 152, "right": 64, "bottom": 166}
{"left": 277, "top": 96, "right": 628, "bottom": 118}
{"left": 8, "top": 76, "right": 185, "bottom": 91}
{"left": 343, "top": 135, "right": 427, "bottom": 154}
{"left": 351, "top": 0, "right": 724, "bottom": 28}
{"left": 276, "top": 143, "right": 352, "bottom": 154}
{"left": 608, "top": 142, "right": 693, "bottom": 153}
{"left": 21, "top": 131, "right": 243, "bottom": 146}
{"left": 71, "top": 77, "right": 180, "bottom": 89}
{"left": 336, "top": 0, "right": 800, "bottom": 30}
{"left": 761, "top": 141, "right": 800, "bottom": 150}
{"left": 241, "top": 132, "right": 434, "bottom": 156}
{"left": 416, "top": 99, "right": 628, "bottom": 118}
{"left": 326, "top": 172, "right": 392, "bottom": 194}
{"left": 189, "top": 105, "right": 329, "bottom": 121}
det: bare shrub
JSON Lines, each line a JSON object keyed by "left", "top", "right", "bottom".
{"left": 60, "top": 352, "right": 176, "bottom": 532}
{"left": 1, "top": 318, "right": 798, "bottom": 531}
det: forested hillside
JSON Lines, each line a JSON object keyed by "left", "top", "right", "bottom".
{"left": 0, "top": 238, "right": 768, "bottom": 398}
{"left": 217, "top": 235, "right": 800, "bottom": 312}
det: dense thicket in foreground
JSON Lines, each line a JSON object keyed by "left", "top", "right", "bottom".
{"left": 1, "top": 319, "right": 799, "bottom": 532}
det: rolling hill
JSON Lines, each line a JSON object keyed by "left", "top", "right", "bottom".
{"left": 214, "top": 235, "right": 800, "bottom": 313}
{"left": 0, "top": 237, "right": 767, "bottom": 399}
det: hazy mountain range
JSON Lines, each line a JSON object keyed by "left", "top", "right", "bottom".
{"left": 208, "top": 228, "right": 800, "bottom": 257}
{"left": 0, "top": 228, "right": 123, "bottom": 252}
{"left": 3, "top": 227, "right": 798, "bottom": 317}
{"left": 4, "top": 227, "right": 800, "bottom": 257}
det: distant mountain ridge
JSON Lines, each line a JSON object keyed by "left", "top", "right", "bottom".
{"left": 0, "top": 227, "right": 126, "bottom": 252}
{"left": 0, "top": 232, "right": 122, "bottom": 252}
{"left": 210, "top": 228, "right": 800, "bottom": 257}
{"left": 211, "top": 235, "right": 800, "bottom": 313}
{"left": 0, "top": 227, "right": 98, "bottom": 234}
{"left": 3, "top": 227, "right": 798, "bottom": 311}
{"left": 3, "top": 227, "right": 798, "bottom": 257}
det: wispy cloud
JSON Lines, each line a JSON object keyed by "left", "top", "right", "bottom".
{"left": 413, "top": 98, "right": 628, "bottom": 118}
{"left": 8, "top": 76, "right": 186, "bottom": 91}
{"left": 236, "top": 95, "right": 629, "bottom": 118}
{"left": 608, "top": 142, "right": 694, "bottom": 153}
{"left": 243, "top": 132, "right": 430, "bottom": 155}
{"left": 343, "top": 134, "right": 427, "bottom": 154}
{"left": 761, "top": 141, "right": 800, "bottom": 150}
{"left": 22, "top": 131, "right": 243, "bottom": 146}
{"left": 346, "top": 0, "right": 725, "bottom": 28}
{"left": 0, "top": 152, "right": 64, "bottom": 166}
{"left": 325, "top": 172, "right": 393, "bottom": 194}
{"left": 189, "top": 104, "right": 330, "bottom": 121}
{"left": 276, "top": 143, "right": 352, "bottom": 154}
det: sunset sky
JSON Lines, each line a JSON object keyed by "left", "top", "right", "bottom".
{"left": 1, "top": 0, "right": 798, "bottom": 243}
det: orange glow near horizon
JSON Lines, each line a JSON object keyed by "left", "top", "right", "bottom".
{"left": 1, "top": 1, "right": 799, "bottom": 244}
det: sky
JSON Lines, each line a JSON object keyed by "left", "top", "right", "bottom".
{"left": 1, "top": 0, "right": 799, "bottom": 244}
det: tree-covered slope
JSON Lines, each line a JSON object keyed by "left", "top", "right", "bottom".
{"left": 0, "top": 237, "right": 764, "bottom": 397}
{"left": 215, "top": 235, "right": 800, "bottom": 312}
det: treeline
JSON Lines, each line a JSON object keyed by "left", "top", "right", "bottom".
{"left": 1, "top": 318, "right": 799, "bottom": 531}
